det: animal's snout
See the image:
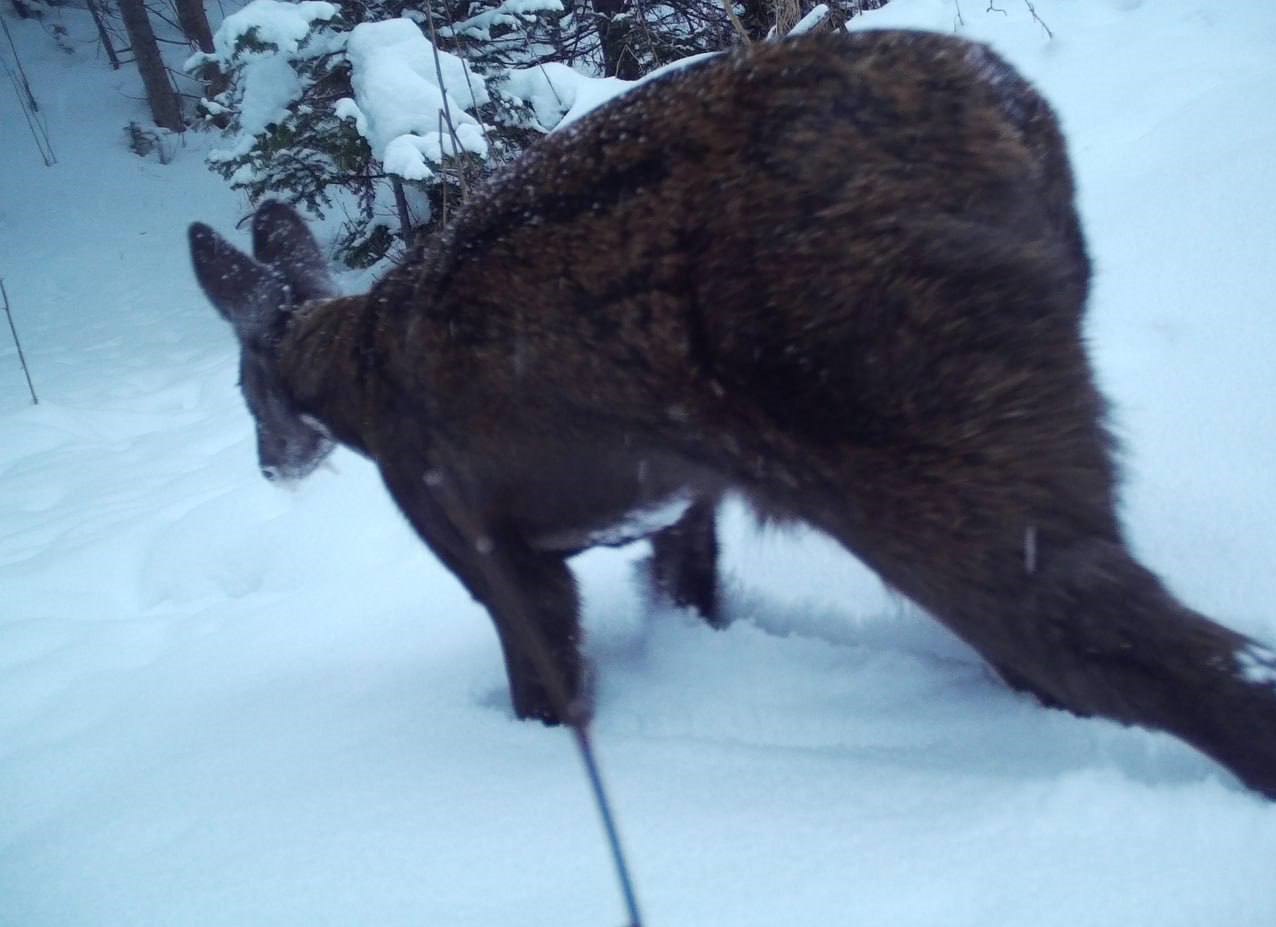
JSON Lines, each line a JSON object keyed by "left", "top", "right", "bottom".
{"left": 261, "top": 465, "right": 281, "bottom": 482}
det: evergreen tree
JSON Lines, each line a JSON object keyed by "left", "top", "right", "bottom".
{"left": 200, "top": 0, "right": 884, "bottom": 266}
{"left": 200, "top": 1, "right": 564, "bottom": 266}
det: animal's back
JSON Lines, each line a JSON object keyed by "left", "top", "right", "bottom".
{"left": 376, "top": 32, "right": 1096, "bottom": 461}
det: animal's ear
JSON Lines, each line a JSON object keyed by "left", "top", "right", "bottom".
{"left": 189, "top": 221, "right": 289, "bottom": 344}
{"left": 251, "top": 201, "right": 336, "bottom": 303}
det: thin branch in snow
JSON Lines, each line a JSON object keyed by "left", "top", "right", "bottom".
{"left": 1024, "top": 0, "right": 1054, "bottom": 39}
{"left": 1, "top": 278, "right": 39, "bottom": 405}
{"left": 422, "top": 2, "right": 469, "bottom": 197}
{"left": 420, "top": 466, "right": 645, "bottom": 927}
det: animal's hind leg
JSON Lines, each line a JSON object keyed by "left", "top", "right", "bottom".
{"left": 832, "top": 486, "right": 1276, "bottom": 797}
{"left": 987, "top": 660, "right": 1068, "bottom": 711}
{"left": 648, "top": 496, "right": 723, "bottom": 627}
{"left": 1005, "top": 538, "right": 1276, "bottom": 797}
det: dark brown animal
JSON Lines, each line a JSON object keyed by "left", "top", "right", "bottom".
{"left": 189, "top": 29, "right": 1276, "bottom": 798}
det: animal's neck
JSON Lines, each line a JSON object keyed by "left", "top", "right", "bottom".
{"left": 277, "top": 294, "right": 386, "bottom": 456}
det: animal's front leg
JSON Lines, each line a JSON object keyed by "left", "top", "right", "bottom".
{"left": 481, "top": 534, "right": 584, "bottom": 725}
{"left": 379, "top": 462, "right": 585, "bottom": 725}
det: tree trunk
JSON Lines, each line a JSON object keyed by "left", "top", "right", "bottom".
{"left": 591, "top": 0, "right": 642, "bottom": 80}
{"left": 173, "top": 0, "right": 215, "bottom": 52}
{"left": 173, "top": 0, "right": 229, "bottom": 103}
{"left": 737, "top": 0, "right": 775, "bottom": 40}
{"left": 117, "top": 0, "right": 184, "bottom": 131}
{"left": 85, "top": 0, "right": 122, "bottom": 70}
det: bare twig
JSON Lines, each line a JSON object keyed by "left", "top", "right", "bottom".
{"left": 421, "top": 3, "right": 468, "bottom": 198}
{"left": 1024, "top": 0, "right": 1054, "bottom": 38}
{"left": 438, "top": 1, "right": 498, "bottom": 163}
{"left": 85, "top": 0, "right": 122, "bottom": 69}
{"left": 722, "top": 0, "right": 751, "bottom": 45}
{"left": 535, "top": 61, "right": 568, "bottom": 117}
{"left": 0, "top": 20, "right": 57, "bottom": 166}
{"left": 773, "top": 0, "right": 802, "bottom": 38}
{"left": 1, "top": 279, "right": 39, "bottom": 405}
{"left": 392, "top": 176, "right": 416, "bottom": 250}
{"left": 438, "top": 111, "right": 450, "bottom": 227}
{"left": 423, "top": 465, "right": 644, "bottom": 927}
{"left": 142, "top": 2, "right": 183, "bottom": 35}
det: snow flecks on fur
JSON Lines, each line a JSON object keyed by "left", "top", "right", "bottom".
{"left": 1237, "top": 644, "right": 1276, "bottom": 687}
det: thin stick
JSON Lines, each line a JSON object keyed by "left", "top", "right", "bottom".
{"left": 2, "top": 14, "right": 40, "bottom": 111}
{"left": 423, "top": 467, "right": 643, "bottom": 927}
{"left": 1, "top": 16, "right": 57, "bottom": 165}
{"left": 1023, "top": 0, "right": 1054, "bottom": 39}
{"left": 536, "top": 60, "right": 568, "bottom": 116}
{"left": 572, "top": 725, "right": 644, "bottom": 927}
{"left": 392, "top": 176, "right": 416, "bottom": 250}
{"left": 722, "top": 0, "right": 752, "bottom": 45}
{"left": 86, "top": 0, "right": 122, "bottom": 69}
{"left": 438, "top": 110, "right": 450, "bottom": 227}
{"left": 438, "top": 0, "right": 498, "bottom": 162}
{"left": 4, "top": 64, "right": 55, "bottom": 165}
{"left": 1, "top": 279, "right": 38, "bottom": 405}
{"left": 421, "top": 3, "right": 469, "bottom": 200}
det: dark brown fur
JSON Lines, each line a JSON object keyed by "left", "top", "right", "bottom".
{"left": 190, "top": 30, "right": 1276, "bottom": 798}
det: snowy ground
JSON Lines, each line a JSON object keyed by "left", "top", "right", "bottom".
{"left": 3, "top": 1, "right": 1276, "bottom": 924}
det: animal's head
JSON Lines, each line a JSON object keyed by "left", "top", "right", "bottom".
{"left": 189, "top": 202, "right": 337, "bottom": 483}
